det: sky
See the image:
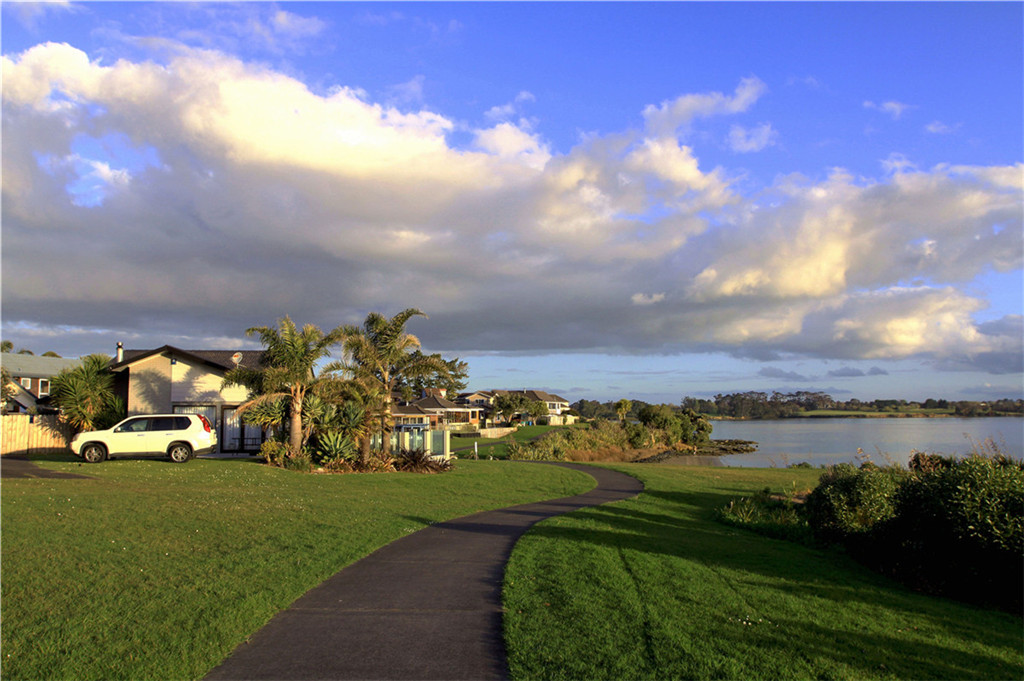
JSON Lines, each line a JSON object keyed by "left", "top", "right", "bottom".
{"left": 2, "top": 1, "right": 1022, "bottom": 404}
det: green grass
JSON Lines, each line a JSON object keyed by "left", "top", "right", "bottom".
{"left": 450, "top": 424, "right": 569, "bottom": 459}
{"left": 0, "top": 455, "right": 594, "bottom": 681}
{"left": 503, "top": 464, "right": 1023, "bottom": 680}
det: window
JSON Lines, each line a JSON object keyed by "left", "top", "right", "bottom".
{"left": 39, "top": 379, "right": 50, "bottom": 396}
{"left": 152, "top": 417, "right": 191, "bottom": 430}
{"left": 19, "top": 377, "right": 31, "bottom": 389}
{"left": 115, "top": 418, "right": 151, "bottom": 433}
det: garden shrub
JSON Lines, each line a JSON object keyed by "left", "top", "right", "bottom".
{"left": 259, "top": 439, "right": 290, "bottom": 467}
{"left": 804, "top": 463, "right": 908, "bottom": 544}
{"left": 393, "top": 448, "right": 452, "bottom": 473}
{"left": 312, "top": 431, "right": 357, "bottom": 466}
{"left": 873, "top": 455, "right": 1024, "bottom": 610}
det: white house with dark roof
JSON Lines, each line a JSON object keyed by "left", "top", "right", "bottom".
{"left": 109, "top": 344, "right": 265, "bottom": 454}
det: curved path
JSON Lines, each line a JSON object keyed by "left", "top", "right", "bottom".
{"left": 205, "top": 463, "right": 642, "bottom": 681}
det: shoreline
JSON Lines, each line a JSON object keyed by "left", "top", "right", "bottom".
{"left": 708, "top": 413, "right": 1023, "bottom": 421}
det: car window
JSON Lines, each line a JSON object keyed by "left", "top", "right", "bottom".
{"left": 175, "top": 416, "right": 191, "bottom": 430}
{"left": 115, "top": 418, "right": 150, "bottom": 433}
{"left": 151, "top": 417, "right": 178, "bottom": 430}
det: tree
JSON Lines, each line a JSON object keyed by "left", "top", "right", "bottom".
{"left": 224, "top": 317, "right": 346, "bottom": 460}
{"left": 49, "top": 354, "right": 124, "bottom": 431}
{"left": 527, "top": 400, "right": 549, "bottom": 424}
{"left": 1, "top": 365, "right": 16, "bottom": 411}
{"left": 0, "top": 341, "right": 12, "bottom": 353}
{"left": 395, "top": 352, "right": 469, "bottom": 398}
{"left": 494, "top": 392, "right": 530, "bottom": 424}
{"left": 336, "top": 309, "right": 448, "bottom": 458}
{"left": 614, "top": 398, "right": 632, "bottom": 422}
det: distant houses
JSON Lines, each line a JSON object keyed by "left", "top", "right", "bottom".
{"left": 0, "top": 353, "right": 82, "bottom": 414}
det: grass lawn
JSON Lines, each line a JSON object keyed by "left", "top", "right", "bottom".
{"left": 0, "top": 454, "right": 593, "bottom": 681}
{"left": 504, "top": 464, "right": 1023, "bottom": 681}
{"left": 450, "top": 424, "right": 569, "bottom": 459}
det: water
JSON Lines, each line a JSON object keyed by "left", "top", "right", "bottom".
{"left": 704, "top": 417, "right": 1023, "bottom": 468}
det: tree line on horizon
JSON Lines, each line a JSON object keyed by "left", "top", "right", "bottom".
{"left": 573, "top": 391, "right": 1024, "bottom": 421}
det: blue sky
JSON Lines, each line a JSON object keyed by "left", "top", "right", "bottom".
{"left": 2, "top": 1, "right": 1022, "bottom": 403}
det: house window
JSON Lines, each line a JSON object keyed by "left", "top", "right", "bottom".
{"left": 39, "top": 379, "right": 50, "bottom": 396}
{"left": 19, "top": 377, "right": 31, "bottom": 389}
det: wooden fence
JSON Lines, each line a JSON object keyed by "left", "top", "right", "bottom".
{"left": 1, "top": 414, "right": 75, "bottom": 457}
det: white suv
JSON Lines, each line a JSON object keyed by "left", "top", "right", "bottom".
{"left": 70, "top": 414, "right": 217, "bottom": 464}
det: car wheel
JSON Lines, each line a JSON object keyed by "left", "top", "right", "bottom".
{"left": 82, "top": 443, "right": 107, "bottom": 464}
{"left": 168, "top": 443, "right": 193, "bottom": 463}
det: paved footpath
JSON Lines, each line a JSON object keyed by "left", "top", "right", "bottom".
{"left": 205, "top": 463, "right": 643, "bottom": 681}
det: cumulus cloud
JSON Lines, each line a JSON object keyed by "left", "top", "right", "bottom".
{"left": 728, "top": 122, "right": 778, "bottom": 153}
{"left": 643, "top": 76, "right": 766, "bottom": 137}
{"left": 2, "top": 43, "right": 1021, "bottom": 377}
{"left": 864, "top": 99, "right": 912, "bottom": 120}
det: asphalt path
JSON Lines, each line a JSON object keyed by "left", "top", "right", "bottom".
{"left": 0, "top": 456, "right": 92, "bottom": 479}
{"left": 205, "top": 462, "right": 643, "bottom": 681}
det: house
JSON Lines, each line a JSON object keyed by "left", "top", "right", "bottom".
{"left": 0, "top": 354, "right": 81, "bottom": 413}
{"left": 488, "top": 389, "right": 575, "bottom": 424}
{"left": 392, "top": 403, "right": 433, "bottom": 431}
{"left": 408, "top": 394, "right": 483, "bottom": 430}
{"left": 108, "top": 344, "right": 265, "bottom": 454}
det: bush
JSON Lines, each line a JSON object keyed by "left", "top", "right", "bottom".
{"left": 804, "top": 463, "right": 908, "bottom": 544}
{"left": 872, "top": 455, "right": 1024, "bottom": 610}
{"left": 312, "top": 431, "right": 357, "bottom": 466}
{"left": 259, "top": 439, "right": 290, "bottom": 467}
{"left": 393, "top": 448, "right": 453, "bottom": 473}
{"left": 718, "top": 489, "right": 813, "bottom": 545}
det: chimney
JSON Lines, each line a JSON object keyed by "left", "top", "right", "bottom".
{"left": 116, "top": 342, "right": 124, "bottom": 363}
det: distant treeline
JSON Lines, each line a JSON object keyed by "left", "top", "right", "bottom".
{"left": 572, "top": 393, "right": 1024, "bottom": 421}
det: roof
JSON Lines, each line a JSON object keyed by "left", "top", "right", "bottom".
{"left": 413, "top": 395, "right": 478, "bottom": 412}
{"left": 393, "top": 404, "right": 432, "bottom": 416}
{"left": 111, "top": 346, "right": 265, "bottom": 372}
{"left": 0, "top": 354, "right": 82, "bottom": 378}
{"left": 490, "top": 389, "right": 569, "bottom": 404}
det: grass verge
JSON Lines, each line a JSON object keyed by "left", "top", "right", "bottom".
{"left": 450, "top": 424, "right": 567, "bottom": 459}
{"left": 503, "top": 464, "right": 1023, "bottom": 680}
{"left": 1, "top": 455, "right": 593, "bottom": 680}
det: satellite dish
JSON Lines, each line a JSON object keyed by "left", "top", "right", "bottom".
{"left": 231, "top": 352, "right": 243, "bottom": 365}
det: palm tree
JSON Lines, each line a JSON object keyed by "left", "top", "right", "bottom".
{"left": 224, "top": 317, "right": 346, "bottom": 460}
{"left": 334, "top": 309, "right": 449, "bottom": 458}
{"left": 615, "top": 398, "right": 633, "bottom": 423}
{"left": 50, "top": 354, "right": 124, "bottom": 431}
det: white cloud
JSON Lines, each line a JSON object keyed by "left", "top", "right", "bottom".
{"left": 631, "top": 293, "right": 665, "bottom": 306}
{"left": 728, "top": 122, "right": 778, "bottom": 153}
{"left": 925, "top": 120, "right": 960, "bottom": 135}
{"left": 864, "top": 99, "right": 912, "bottom": 120}
{"left": 643, "top": 76, "right": 766, "bottom": 137}
{"left": 2, "top": 43, "right": 1020, "bottom": 377}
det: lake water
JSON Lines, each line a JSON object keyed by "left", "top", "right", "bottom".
{"left": 701, "top": 417, "right": 1023, "bottom": 468}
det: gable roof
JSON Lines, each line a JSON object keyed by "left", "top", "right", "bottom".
{"left": 0, "top": 354, "right": 81, "bottom": 378}
{"left": 490, "top": 389, "right": 569, "bottom": 404}
{"left": 110, "top": 346, "right": 265, "bottom": 372}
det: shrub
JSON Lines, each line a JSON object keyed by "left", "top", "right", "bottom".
{"left": 718, "top": 490, "right": 813, "bottom": 545}
{"left": 623, "top": 422, "right": 651, "bottom": 449}
{"left": 804, "top": 463, "right": 908, "bottom": 543}
{"left": 871, "top": 455, "right": 1024, "bottom": 610}
{"left": 259, "top": 439, "right": 290, "bottom": 467}
{"left": 393, "top": 448, "right": 453, "bottom": 473}
{"left": 312, "top": 431, "right": 357, "bottom": 466}
{"left": 284, "top": 449, "right": 312, "bottom": 472}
